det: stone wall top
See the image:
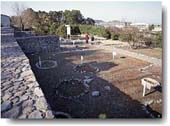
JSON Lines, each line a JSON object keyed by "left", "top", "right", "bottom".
{"left": 16, "top": 35, "right": 60, "bottom": 54}
{"left": 1, "top": 27, "right": 54, "bottom": 119}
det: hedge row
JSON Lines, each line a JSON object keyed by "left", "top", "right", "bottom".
{"left": 54, "top": 24, "right": 112, "bottom": 39}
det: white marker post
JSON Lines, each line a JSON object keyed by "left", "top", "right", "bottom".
{"left": 73, "top": 40, "right": 75, "bottom": 46}
{"left": 142, "top": 82, "right": 146, "bottom": 97}
{"left": 65, "top": 25, "right": 71, "bottom": 40}
{"left": 112, "top": 51, "right": 117, "bottom": 60}
{"left": 81, "top": 55, "right": 84, "bottom": 65}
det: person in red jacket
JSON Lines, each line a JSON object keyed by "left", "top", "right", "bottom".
{"left": 85, "top": 33, "right": 89, "bottom": 44}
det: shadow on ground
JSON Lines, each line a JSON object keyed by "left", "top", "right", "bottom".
{"left": 18, "top": 43, "right": 161, "bottom": 118}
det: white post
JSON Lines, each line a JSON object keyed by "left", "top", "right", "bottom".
{"left": 143, "top": 83, "right": 146, "bottom": 97}
{"left": 81, "top": 56, "right": 83, "bottom": 65}
{"left": 73, "top": 41, "right": 75, "bottom": 46}
{"left": 39, "top": 56, "right": 42, "bottom": 67}
{"left": 112, "top": 51, "right": 116, "bottom": 60}
{"left": 65, "top": 25, "right": 71, "bottom": 41}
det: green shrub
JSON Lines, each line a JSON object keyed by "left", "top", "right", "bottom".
{"left": 111, "top": 34, "right": 119, "bottom": 40}
{"left": 154, "top": 32, "right": 162, "bottom": 48}
{"left": 79, "top": 25, "right": 93, "bottom": 34}
{"left": 101, "top": 29, "right": 111, "bottom": 39}
{"left": 32, "top": 22, "right": 46, "bottom": 35}
{"left": 71, "top": 25, "right": 81, "bottom": 35}
{"left": 79, "top": 25, "right": 111, "bottom": 39}
{"left": 55, "top": 25, "right": 67, "bottom": 38}
{"left": 119, "top": 34, "right": 133, "bottom": 42}
{"left": 49, "top": 23, "right": 58, "bottom": 35}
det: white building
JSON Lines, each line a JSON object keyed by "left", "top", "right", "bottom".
{"left": 1, "top": 14, "right": 10, "bottom": 27}
{"left": 95, "top": 20, "right": 131, "bottom": 28}
{"left": 152, "top": 25, "right": 162, "bottom": 32}
{"left": 130, "top": 23, "right": 149, "bottom": 31}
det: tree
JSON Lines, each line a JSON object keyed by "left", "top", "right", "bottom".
{"left": 11, "top": 8, "right": 95, "bottom": 35}
{"left": 71, "top": 25, "right": 81, "bottom": 35}
{"left": 71, "top": 10, "right": 83, "bottom": 24}
{"left": 12, "top": 2, "right": 27, "bottom": 30}
{"left": 32, "top": 22, "right": 45, "bottom": 35}
{"left": 154, "top": 32, "right": 162, "bottom": 48}
{"left": 63, "top": 10, "right": 83, "bottom": 24}
{"left": 83, "top": 18, "right": 95, "bottom": 25}
{"left": 49, "top": 22, "right": 58, "bottom": 35}
{"left": 149, "top": 24, "right": 155, "bottom": 31}
{"left": 21, "top": 8, "right": 39, "bottom": 30}
{"left": 55, "top": 25, "right": 67, "bottom": 38}
{"left": 49, "top": 11, "right": 63, "bottom": 22}
{"left": 101, "top": 29, "right": 111, "bottom": 39}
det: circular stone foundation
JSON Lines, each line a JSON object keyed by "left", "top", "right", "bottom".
{"left": 36, "top": 60, "right": 57, "bottom": 69}
{"left": 54, "top": 112, "right": 71, "bottom": 118}
{"left": 74, "top": 63, "right": 99, "bottom": 73}
{"left": 56, "top": 79, "right": 88, "bottom": 99}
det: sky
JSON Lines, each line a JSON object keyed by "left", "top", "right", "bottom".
{"left": 1, "top": 1, "right": 162, "bottom": 24}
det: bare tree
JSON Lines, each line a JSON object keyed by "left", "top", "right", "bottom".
{"left": 12, "top": 2, "right": 27, "bottom": 30}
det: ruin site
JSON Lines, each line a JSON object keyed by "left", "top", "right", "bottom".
{"left": 1, "top": 1, "right": 162, "bottom": 119}
{"left": 1, "top": 27, "right": 162, "bottom": 119}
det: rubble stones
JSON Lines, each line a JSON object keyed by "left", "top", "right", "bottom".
{"left": 34, "top": 87, "right": 44, "bottom": 97}
{"left": 45, "top": 110, "right": 54, "bottom": 119}
{"left": 99, "top": 113, "right": 107, "bottom": 119}
{"left": 1, "top": 101, "right": 12, "bottom": 112}
{"left": 23, "top": 106, "right": 35, "bottom": 114}
{"left": 20, "top": 95, "right": 29, "bottom": 101}
{"left": 104, "top": 86, "right": 111, "bottom": 91}
{"left": 2, "top": 106, "right": 21, "bottom": 118}
{"left": 36, "top": 97, "right": 48, "bottom": 110}
{"left": 22, "top": 100, "right": 34, "bottom": 108}
{"left": 2, "top": 93, "right": 12, "bottom": 101}
{"left": 15, "top": 91, "right": 25, "bottom": 96}
{"left": 18, "top": 114, "right": 27, "bottom": 119}
{"left": 28, "top": 110, "right": 43, "bottom": 119}
{"left": 20, "top": 70, "right": 33, "bottom": 78}
{"left": 143, "top": 100, "right": 154, "bottom": 106}
{"left": 92, "top": 91, "right": 100, "bottom": 97}
{"left": 155, "top": 99, "right": 162, "bottom": 104}
{"left": 11, "top": 96, "right": 20, "bottom": 104}
{"left": 83, "top": 78, "right": 93, "bottom": 85}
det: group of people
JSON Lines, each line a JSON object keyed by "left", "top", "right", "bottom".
{"left": 85, "top": 33, "right": 94, "bottom": 44}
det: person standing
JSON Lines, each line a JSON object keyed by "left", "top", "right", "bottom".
{"left": 85, "top": 33, "right": 89, "bottom": 44}
{"left": 91, "top": 35, "right": 94, "bottom": 41}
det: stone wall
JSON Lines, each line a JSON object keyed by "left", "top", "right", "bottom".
{"left": 1, "top": 28, "right": 14, "bottom": 43}
{"left": 14, "top": 31, "right": 33, "bottom": 38}
{"left": 1, "top": 27, "right": 54, "bottom": 119}
{"left": 16, "top": 35, "right": 60, "bottom": 54}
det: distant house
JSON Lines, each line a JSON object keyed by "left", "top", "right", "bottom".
{"left": 130, "top": 23, "right": 149, "bottom": 31}
{"left": 152, "top": 25, "right": 162, "bottom": 32}
{"left": 95, "top": 20, "right": 131, "bottom": 28}
{"left": 1, "top": 14, "right": 10, "bottom": 27}
{"left": 107, "top": 20, "right": 131, "bottom": 28}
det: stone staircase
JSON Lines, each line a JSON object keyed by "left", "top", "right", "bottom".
{"left": 1, "top": 27, "right": 14, "bottom": 34}
{"left": 1, "top": 27, "right": 15, "bottom": 43}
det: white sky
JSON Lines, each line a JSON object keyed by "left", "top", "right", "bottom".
{"left": 1, "top": 1, "right": 162, "bottom": 24}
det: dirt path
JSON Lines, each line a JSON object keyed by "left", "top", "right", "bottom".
{"left": 92, "top": 44, "right": 162, "bottom": 66}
